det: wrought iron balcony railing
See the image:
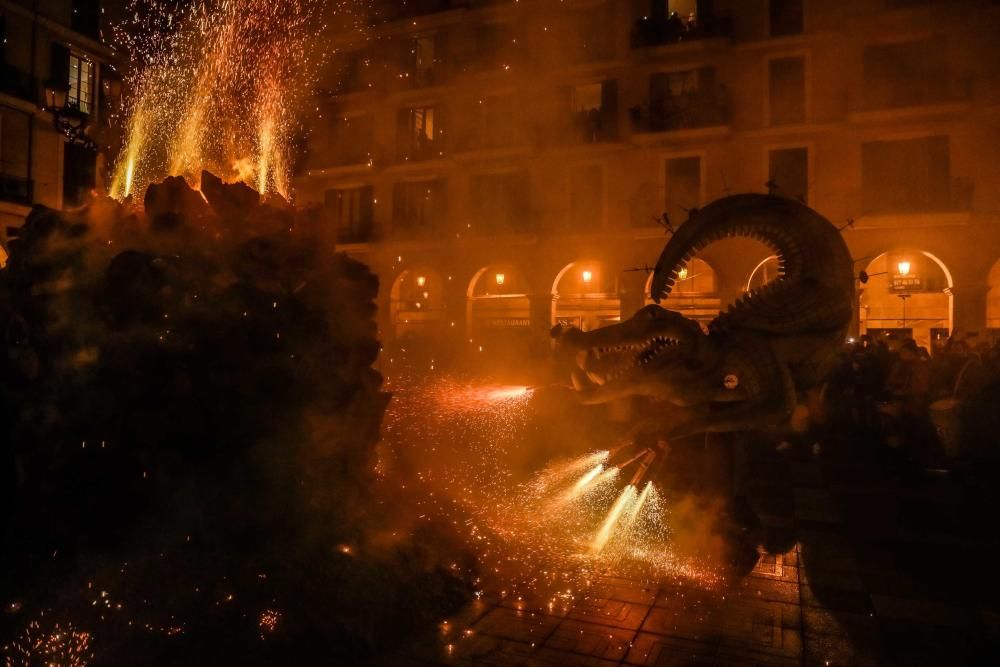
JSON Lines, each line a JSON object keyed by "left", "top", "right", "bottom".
{"left": 629, "top": 92, "right": 730, "bottom": 134}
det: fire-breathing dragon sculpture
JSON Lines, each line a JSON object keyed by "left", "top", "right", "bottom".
{"left": 553, "top": 193, "right": 855, "bottom": 442}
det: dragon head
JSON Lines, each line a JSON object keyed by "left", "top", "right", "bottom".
{"left": 552, "top": 305, "right": 742, "bottom": 407}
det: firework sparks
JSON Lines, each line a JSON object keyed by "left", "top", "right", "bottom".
{"left": 258, "top": 608, "right": 281, "bottom": 639}
{"left": 4, "top": 620, "right": 93, "bottom": 667}
{"left": 592, "top": 485, "right": 638, "bottom": 553}
{"left": 109, "top": 0, "right": 336, "bottom": 200}
{"left": 381, "top": 371, "right": 721, "bottom": 607}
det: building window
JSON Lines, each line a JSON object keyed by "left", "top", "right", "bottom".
{"left": 569, "top": 164, "right": 604, "bottom": 230}
{"left": 475, "top": 95, "right": 518, "bottom": 149}
{"left": 392, "top": 179, "right": 446, "bottom": 235}
{"left": 768, "top": 56, "right": 805, "bottom": 125}
{"left": 475, "top": 22, "right": 519, "bottom": 72}
{"left": 68, "top": 53, "right": 93, "bottom": 114}
{"left": 861, "top": 40, "right": 969, "bottom": 110}
{"left": 325, "top": 186, "right": 374, "bottom": 243}
{"left": 397, "top": 105, "right": 439, "bottom": 161}
{"left": 631, "top": 0, "right": 730, "bottom": 48}
{"left": 862, "top": 136, "right": 967, "bottom": 213}
{"left": 403, "top": 35, "right": 437, "bottom": 87}
{"left": 769, "top": 0, "right": 804, "bottom": 37}
{"left": 63, "top": 142, "right": 97, "bottom": 207}
{"left": 569, "top": 80, "right": 618, "bottom": 143}
{"left": 570, "top": 4, "right": 614, "bottom": 63}
{"left": 71, "top": 0, "right": 101, "bottom": 40}
{"left": 0, "top": 108, "right": 33, "bottom": 205}
{"left": 470, "top": 171, "right": 533, "bottom": 234}
{"left": 636, "top": 67, "right": 728, "bottom": 132}
{"left": 328, "top": 114, "right": 373, "bottom": 166}
{"left": 768, "top": 147, "right": 808, "bottom": 203}
{"left": 665, "top": 156, "right": 701, "bottom": 219}
{"left": 334, "top": 50, "right": 370, "bottom": 94}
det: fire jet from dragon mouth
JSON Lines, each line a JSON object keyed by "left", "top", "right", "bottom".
{"left": 552, "top": 193, "right": 855, "bottom": 441}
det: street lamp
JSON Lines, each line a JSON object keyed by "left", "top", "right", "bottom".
{"left": 43, "top": 79, "right": 96, "bottom": 150}
{"left": 44, "top": 81, "right": 68, "bottom": 110}
{"left": 416, "top": 275, "right": 426, "bottom": 287}
{"left": 582, "top": 270, "right": 593, "bottom": 284}
{"left": 677, "top": 267, "right": 689, "bottom": 281}
{"left": 495, "top": 273, "right": 505, "bottom": 286}
{"left": 897, "top": 261, "right": 911, "bottom": 276}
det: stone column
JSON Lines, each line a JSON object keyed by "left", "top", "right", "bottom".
{"left": 529, "top": 292, "right": 555, "bottom": 336}
{"left": 619, "top": 270, "right": 649, "bottom": 318}
{"left": 952, "top": 283, "right": 989, "bottom": 337}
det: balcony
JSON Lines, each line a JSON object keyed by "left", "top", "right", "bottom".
{"left": 1, "top": 64, "right": 37, "bottom": 103}
{"left": 398, "top": 63, "right": 446, "bottom": 90}
{"left": 312, "top": 144, "right": 373, "bottom": 170}
{"left": 630, "top": 12, "right": 732, "bottom": 49}
{"left": 455, "top": 125, "right": 525, "bottom": 153}
{"left": 630, "top": 90, "right": 731, "bottom": 134}
{"left": 336, "top": 222, "right": 376, "bottom": 245}
{"left": 0, "top": 175, "right": 33, "bottom": 207}
{"left": 396, "top": 134, "right": 443, "bottom": 163}
{"left": 856, "top": 77, "right": 973, "bottom": 113}
{"left": 568, "top": 109, "right": 618, "bottom": 144}
{"left": 861, "top": 176, "right": 974, "bottom": 215}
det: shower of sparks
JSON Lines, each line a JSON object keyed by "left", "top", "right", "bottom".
{"left": 3, "top": 620, "right": 93, "bottom": 667}
{"left": 258, "top": 608, "right": 281, "bottom": 639}
{"left": 381, "top": 372, "right": 721, "bottom": 608}
{"left": 592, "top": 484, "right": 637, "bottom": 553}
{"left": 108, "top": 0, "right": 343, "bottom": 200}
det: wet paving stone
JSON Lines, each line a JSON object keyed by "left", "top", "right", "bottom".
{"left": 407, "top": 447, "right": 1000, "bottom": 665}
{"left": 567, "top": 596, "right": 651, "bottom": 631}
{"left": 541, "top": 618, "right": 634, "bottom": 661}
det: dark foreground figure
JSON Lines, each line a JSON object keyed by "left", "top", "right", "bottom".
{"left": 0, "top": 175, "right": 472, "bottom": 665}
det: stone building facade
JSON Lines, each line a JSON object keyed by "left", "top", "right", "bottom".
{"left": 0, "top": 0, "right": 116, "bottom": 247}
{"left": 296, "top": 0, "right": 1000, "bottom": 353}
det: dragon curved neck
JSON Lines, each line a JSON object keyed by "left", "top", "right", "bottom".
{"left": 652, "top": 195, "right": 853, "bottom": 298}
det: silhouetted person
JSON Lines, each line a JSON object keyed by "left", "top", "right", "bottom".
{"left": 665, "top": 11, "right": 684, "bottom": 41}
{"left": 884, "top": 339, "right": 933, "bottom": 467}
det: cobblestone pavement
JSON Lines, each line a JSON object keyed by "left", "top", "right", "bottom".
{"left": 397, "top": 452, "right": 1000, "bottom": 666}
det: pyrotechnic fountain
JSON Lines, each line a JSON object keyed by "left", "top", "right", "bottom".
{"left": 381, "top": 373, "right": 723, "bottom": 611}
{"left": 108, "top": 0, "right": 326, "bottom": 200}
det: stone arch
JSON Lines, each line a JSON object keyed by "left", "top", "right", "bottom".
{"left": 746, "top": 255, "right": 781, "bottom": 292}
{"left": 859, "top": 249, "right": 953, "bottom": 352}
{"left": 388, "top": 267, "right": 447, "bottom": 339}
{"left": 466, "top": 263, "right": 532, "bottom": 337}
{"left": 644, "top": 257, "right": 721, "bottom": 327}
{"left": 552, "top": 260, "right": 621, "bottom": 331}
{"left": 987, "top": 259, "right": 1000, "bottom": 337}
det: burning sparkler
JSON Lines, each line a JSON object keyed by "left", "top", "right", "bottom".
{"left": 109, "top": 0, "right": 333, "bottom": 200}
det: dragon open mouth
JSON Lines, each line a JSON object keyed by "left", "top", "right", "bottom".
{"left": 580, "top": 335, "right": 681, "bottom": 387}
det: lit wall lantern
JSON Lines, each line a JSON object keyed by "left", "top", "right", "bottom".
{"left": 582, "top": 270, "right": 593, "bottom": 284}
{"left": 44, "top": 79, "right": 96, "bottom": 150}
{"left": 897, "top": 261, "right": 911, "bottom": 276}
{"left": 677, "top": 267, "right": 689, "bottom": 280}
{"left": 422, "top": 291, "right": 429, "bottom": 299}
{"left": 44, "top": 81, "right": 69, "bottom": 110}
{"left": 416, "top": 275, "right": 427, "bottom": 287}
{"left": 495, "top": 273, "right": 505, "bottom": 286}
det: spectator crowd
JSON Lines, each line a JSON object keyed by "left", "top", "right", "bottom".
{"left": 826, "top": 332, "right": 1000, "bottom": 470}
